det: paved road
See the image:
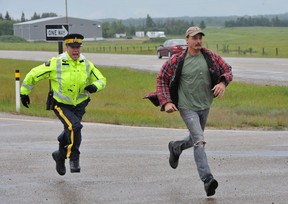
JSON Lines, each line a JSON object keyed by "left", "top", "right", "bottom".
{"left": 1, "top": 51, "right": 288, "bottom": 203}
{"left": 1, "top": 50, "right": 288, "bottom": 85}
{"left": 1, "top": 112, "right": 288, "bottom": 204}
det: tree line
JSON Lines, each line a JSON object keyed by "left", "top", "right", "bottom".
{"left": 1, "top": 11, "right": 287, "bottom": 39}
{"left": 0, "top": 11, "right": 57, "bottom": 36}
{"left": 101, "top": 14, "right": 206, "bottom": 38}
{"left": 225, "top": 16, "right": 288, "bottom": 27}
{"left": 0, "top": 12, "right": 206, "bottom": 38}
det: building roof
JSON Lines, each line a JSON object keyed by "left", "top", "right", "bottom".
{"left": 14, "top": 16, "right": 101, "bottom": 25}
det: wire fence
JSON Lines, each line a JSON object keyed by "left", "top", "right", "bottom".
{"left": 213, "top": 44, "right": 284, "bottom": 57}
{"left": 81, "top": 44, "right": 286, "bottom": 57}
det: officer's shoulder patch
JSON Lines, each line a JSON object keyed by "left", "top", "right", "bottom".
{"left": 45, "top": 61, "right": 51, "bottom": 66}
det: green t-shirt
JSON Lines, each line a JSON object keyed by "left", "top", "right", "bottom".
{"left": 178, "top": 52, "right": 214, "bottom": 111}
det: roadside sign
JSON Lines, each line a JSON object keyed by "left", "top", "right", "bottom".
{"left": 45, "top": 24, "right": 69, "bottom": 41}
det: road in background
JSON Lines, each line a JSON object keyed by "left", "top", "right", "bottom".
{"left": 1, "top": 50, "right": 288, "bottom": 85}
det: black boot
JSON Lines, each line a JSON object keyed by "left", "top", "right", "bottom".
{"left": 204, "top": 177, "right": 218, "bottom": 197}
{"left": 70, "top": 159, "right": 80, "bottom": 173}
{"left": 168, "top": 141, "right": 181, "bottom": 169}
{"left": 52, "top": 150, "right": 66, "bottom": 176}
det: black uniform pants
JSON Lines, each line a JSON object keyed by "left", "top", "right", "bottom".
{"left": 53, "top": 99, "right": 90, "bottom": 160}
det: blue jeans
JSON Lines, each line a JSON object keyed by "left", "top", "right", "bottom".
{"left": 172, "top": 108, "right": 213, "bottom": 182}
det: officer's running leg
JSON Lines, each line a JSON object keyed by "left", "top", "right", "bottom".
{"left": 54, "top": 105, "right": 83, "bottom": 173}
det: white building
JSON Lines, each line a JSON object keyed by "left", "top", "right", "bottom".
{"left": 146, "top": 31, "right": 166, "bottom": 38}
{"left": 135, "top": 31, "right": 145, "bottom": 38}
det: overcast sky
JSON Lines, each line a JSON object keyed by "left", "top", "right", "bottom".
{"left": 1, "top": 0, "right": 287, "bottom": 20}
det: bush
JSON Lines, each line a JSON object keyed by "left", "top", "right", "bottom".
{"left": 0, "top": 35, "right": 26, "bottom": 42}
{"left": 144, "top": 37, "right": 167, "bottom": 44}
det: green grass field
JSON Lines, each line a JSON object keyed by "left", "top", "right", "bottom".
{"left": 1, "top": 58, "right": 287, "bottom": 130}
{"left": 0, "top": 27, "right": 288, "bottom": 58}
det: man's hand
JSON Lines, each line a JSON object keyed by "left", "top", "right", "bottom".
{"left": 20, "top": 94, "right": 30, "bottom": 108}
{"left": 212, "top": 82, "right": 226, "bottom": 98}
{"left": 164, "top": 102, "right": 178, "bottom": 113}
{"left": 84, "top": 84, "right": 97, "bottom": 93}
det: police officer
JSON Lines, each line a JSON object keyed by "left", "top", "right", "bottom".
{"left": 20, "top": 33, "right": 106, "bottom": 176}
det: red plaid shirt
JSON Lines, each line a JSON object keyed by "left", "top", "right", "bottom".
{"left": 156, "top": 48, "right": 233, "bottom": 107}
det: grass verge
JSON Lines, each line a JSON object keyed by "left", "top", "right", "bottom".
{"left": 0, "top": 27, "right": 288, "bottom": 58}
{"left": 0, "top": 58, "right": 287, "bottom": 130}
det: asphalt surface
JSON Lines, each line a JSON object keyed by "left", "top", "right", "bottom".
{"left": 1, "top": 112, "right": 288, "bottom": 204}
{"left": 1, "top": 50, "right": 288, "bottom": 85}
{"left": 1, "top": 51, "right": 288, "bottom": 203}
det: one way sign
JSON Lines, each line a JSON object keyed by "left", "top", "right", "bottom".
{"left": 45, "top": 24, "right": 69, "bottom": 41}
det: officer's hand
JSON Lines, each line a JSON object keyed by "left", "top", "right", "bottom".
{"left": 84, "top": 84, "right": 97, "bottom": 93}
{"left": 20, "top": 94, "right": 30, "bottom": 108}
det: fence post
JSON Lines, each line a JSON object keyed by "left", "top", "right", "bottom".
{"left": 15, "top": 70, "right": 20, "bottom": 113}
{"left": 276, "top": 48, "right": 278, "bottom": 56}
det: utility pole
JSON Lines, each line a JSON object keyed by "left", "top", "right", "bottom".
{"left": 65, "top": 0, "right": 68, "bottom": 24}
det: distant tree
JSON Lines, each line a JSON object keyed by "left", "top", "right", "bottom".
{"left": 163, "top": 18, "right": 190, "bottom": 35}
{"left": 21, "top": 12, "right": 26, "bottom": 22}
{"left": 271, "top": 16, "right": 280, "bottom": 26}
{"left": 0, "top": 13, "right": 3, "bottom": 20}
{"left": 223, "top": 16, "right": 288, "bottom": 27}
{"left": 146, "top": 14, "right": 156, "bottom": 28}
{"left": 0, "top": 20, "right": 14, "bottom": 35}
{"left": 5, "top": 11, "right": 11, "bottom": 21}
{"left": 126, "top": 25, "right": 136, "bottom": 36}
{"left": 101, "top": 22, "right": 113, "bottom": 38}
{"left": 199, "top": 20, "right": 206, "bottom": 29}
{"left": 111, "top": 20, "right": 127, "bottom": 33}
{"left": 190, "top": 21, "right": 195, "bottom": 27}
{"left": 31, "top": 12, "right": 41, "bottom": 20}
{"left": 41, "top": 12, "right": 57, "bottom": 18}
{"left": 224, "top": 20, "right": 235, "bottom": 27}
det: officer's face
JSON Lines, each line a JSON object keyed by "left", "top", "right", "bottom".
{"left": 65, "top": 44, "right": 81, "bottom": 60}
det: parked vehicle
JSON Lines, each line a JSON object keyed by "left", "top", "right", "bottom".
{"left": 157, "top": 39, "right": 187, "bottom": 59}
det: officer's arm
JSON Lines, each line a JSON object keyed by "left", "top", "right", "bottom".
{"left": 90, "top": 66, "right": 106, "bottom": 92}
{"left": 20, "top": 61, "right": 52, "bottom": 95}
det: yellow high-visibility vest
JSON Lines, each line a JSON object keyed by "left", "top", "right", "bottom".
{"left": 21, "top": 52, "right": 106, "bottom": 106}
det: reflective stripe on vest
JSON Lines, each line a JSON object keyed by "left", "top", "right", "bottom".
{"left": 22, "top": 81, "right": 34, "bottom": 91}
{"left": 97, "top": 79, "right": 105, "bottom": 89}
{"left": 53, "top": 58, "right": 90, "bottom": 103}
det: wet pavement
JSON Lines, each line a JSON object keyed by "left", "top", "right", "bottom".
{"left": 1, "top": 112, "right": 288, "bottom": 204}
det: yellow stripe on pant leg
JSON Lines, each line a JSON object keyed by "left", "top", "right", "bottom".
{"left": 55, "top": 105, "right": 74, "bottom": 158}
